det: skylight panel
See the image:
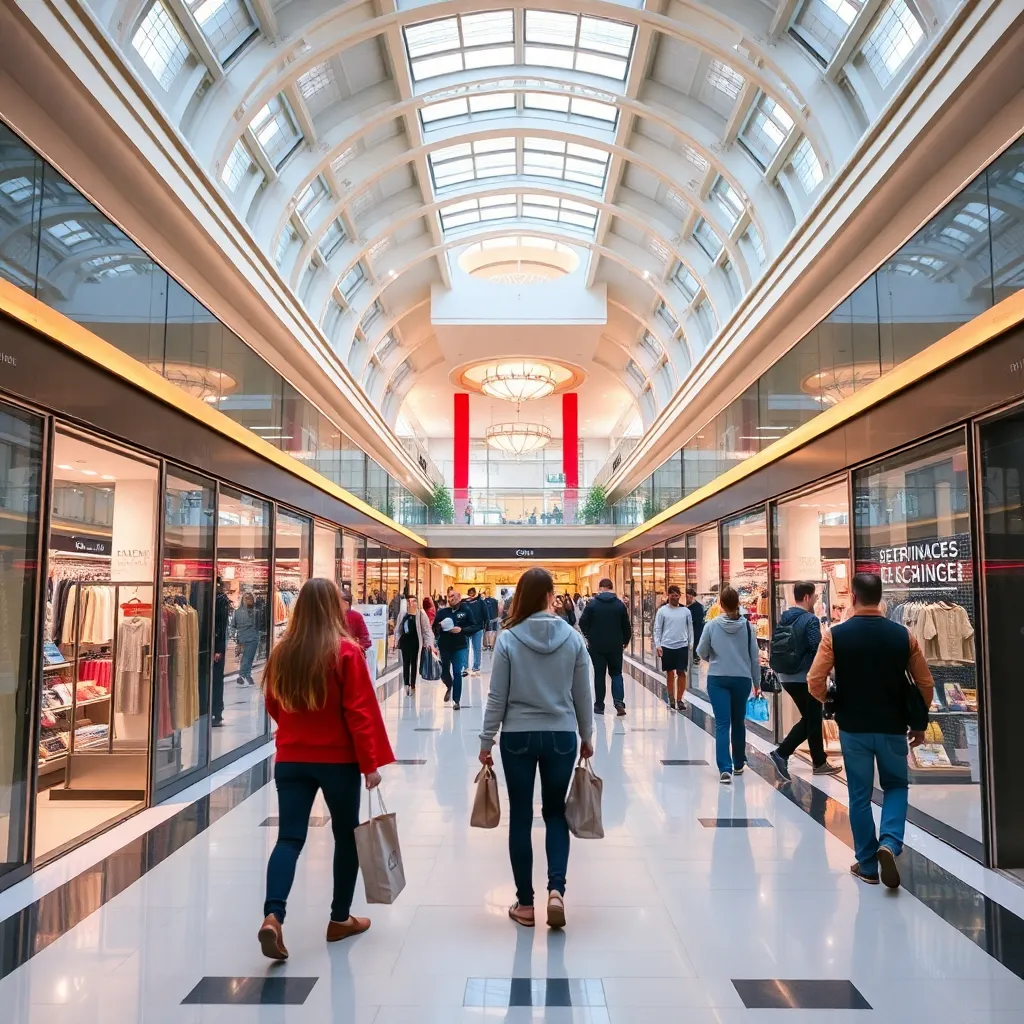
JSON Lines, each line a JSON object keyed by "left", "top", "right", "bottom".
{"left": 740, "top": 93, "right": 795, "bottom": 167}
{"left": 220, "top": 139, "right": 253, "bottom": 191}
{"left": 711, "top": 177, "right": 744, "bottom": 228}
{"left": 249, "top": 95, "right": 303, "bottom": 168}
{"left": 297, "top": 62, "right": 341, "bottom": 115}
{"left": 792, "top": 0, "right": 861, "bottom": 61}
{"left": 275, "top": 220, "right": 298, "bottom": 266}
{"left": 683, "top": 145, "right": 709, "bottom": 173}
{"left": 862, "top": 0, "right": 924, "bottom": 87}
{"left": 405, "top": 11, "right": 514, "bottom": 81}
{"left": 339, "top": 262, "right": 365, "bottom": 299}
{"left": 296, "top": 176, "right": 329, "bottom": 222}
{"left": 421, "top": 92, "right": 516, "bottom": 125}
{"left": 132, "top": 1, "right": 190, "bottom": 89}
{"left": 0, "top": 176, "right": 37, "bottom": 203}
{"left": 672, "top": 264, "right": 700, "bottom": 301}
{"left": 705, "top": 59, "right": 743, "bottom": 100}
{"left": 440, "top": 195, "right": 518, "bottom": 230}
{"left": 429, "top": 138, "right": 516, "bottom": 188}
{"left": 47, "top": 220, "right": 96, "bottom": 248}
{"left": 186, "top": 0, "right": 256, "bottom": 64}
{"left": 522, "top": 138, "right": 609, "bottom": 189}
{"left": 656, "top": 302, "right": 679, "bottom": 333}
{"left": 522, "top": 194, "right": 598, "bottom": 231}
{"left": 693, "top": 218, "right": 723, "bottom": 259}
{"left": 744, "top": 224, "right": 766, "bottom": 266}
{"left": 571, "top": 97, "right": 617, "bottom": 122}
{"left": 790, "top": 137, "right": 824, "bottom": 193}
{"left": 320, "top": 218, "right": 347, "bottom": 258}
{"left": 470, "top": 93, "right": 516, "bottom": 113}
{"left": 525, "top": 92, "right": 571, "bottom": 113}
{"left": 421, "top": 98, "right": 470, "bottom": 124}
{"left": 649, "top": 238, "right": 670, "bottom": 264}
{"left": 524, "top": 10, "right": 634, "bottom": 81}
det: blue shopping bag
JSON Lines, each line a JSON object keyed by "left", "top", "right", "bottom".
{"left": 746, "top": 694, "right": 770, "bottom": 722}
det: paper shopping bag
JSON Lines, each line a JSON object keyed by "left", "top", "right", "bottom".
{"left": 470, "top": 764, "right": 500, "bottom": 828}
{"left": 354, "top": 789, "right": 406, "bottom": 904}
{"left": 565, "top": 757, "right": 604, "bottom": 839}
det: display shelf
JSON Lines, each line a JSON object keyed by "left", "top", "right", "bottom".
{"left": 43, "top": 662, "right": 70, "bottom": 673}
{"left": 73, "top": 737, "right": 109, "bottom": 752}
{"left": 44, "top": 694, "right": 111, "bottom": 714}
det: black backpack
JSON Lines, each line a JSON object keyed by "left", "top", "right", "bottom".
{"left": 769, "top": 612, "right": 809, "bottom": 674}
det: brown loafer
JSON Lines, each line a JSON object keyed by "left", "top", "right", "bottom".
{"left": 258, "top": 914, "right": 288, "bottom": 960}
{"left": 547, "top": 891, "right": 566, "bottom": 929}
{"left": 326, "top": 916, "right": 371, "bottom": 942}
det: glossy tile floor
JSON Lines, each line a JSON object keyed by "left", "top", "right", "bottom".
{"left": 4, "top": 656, "right": 1024, "bottom": 1023}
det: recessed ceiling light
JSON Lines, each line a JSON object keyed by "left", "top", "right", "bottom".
{"left": 57, "top": 464, "right": 72, "bottom": 470}
{"left": 80, "top": 469, "right": 98, "bottom": 476}
{"left": 642, "top": 270, "right": 650, "bottom": 279}
{"left": 102, "top": 474, "right": 116, "bottom": 481}
{"left": 389, "top": 270, "right": 397, "bottom": 278}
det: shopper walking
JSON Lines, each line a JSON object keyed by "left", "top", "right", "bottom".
{"left": 479, "top": 568, "right": 594, "bottom": 929}
{"left": 232, "top": 591, "right": 262, "bottom": 687}
{"left": 434, "top": 590, "right": 474, "bottom": 709}
{"left": 808, "top": 572, "right": 933, "bottom": 889}
{"left": 653, "top": 585, "right": 693, "bottom": 711}
{"left": 211, "top": 579, "right": 231, "bottom": 727}
{"left": 695, "top": 585, "right": 759, "bottom": 783}
{"left": 553, "top": 594, "right": 577, "bottom": 627}
{"left": 464, "top": 587, "right": 488, "bottom": 675}
{"left": 483, "top": 591, "right": 500, "bottom": 650}
{"left": 580, "top": 578, "right": 632, "bottom": 716}
{"left": 257, "top": 578, "right": 395, "bottom": 961}
{"left": 769, "top": 582, "right": 840, "bottom": 780}
{"left": 422, "top": 595, "right": 436, "bottom": 626}
{"left": 340, "top": 590, "right": 372, "bottom": 652}
{"left": 395, "top": 596, "right": 434, "bottom": 696}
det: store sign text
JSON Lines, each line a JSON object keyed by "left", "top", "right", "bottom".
{"left": 877, "top": 541, "right": 964, "bottom": 584}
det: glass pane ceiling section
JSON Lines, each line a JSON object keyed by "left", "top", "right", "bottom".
{"left": 404, "top": 10, "right": 635, "bottom": 83}
{"left": 439, "top": 193, "right": 598, "bottom": 233}
{"left": 428, "top": 138, "right": 609, "bottom": 190}
{"left": 420, "top": 90, "right": 618, "bottom": 127}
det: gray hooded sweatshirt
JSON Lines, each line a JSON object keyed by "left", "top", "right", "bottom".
{"left": 695, "top": 613, "right": 760, "bottom": 687}
{"left": 480, "top": 612, "right": 594, "bottom": 751}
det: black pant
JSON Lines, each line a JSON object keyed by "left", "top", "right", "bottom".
{"left": 264, "top": 761, "right": 362, "bottom": 923}
{"left": 777, "top": 682, "right": 827, "bottom": 767}
{"left": 590, "top": 648, "right": 625, "bottom": 709}
{"left": 401, "top": 639, "right": 420, "bottom": 688}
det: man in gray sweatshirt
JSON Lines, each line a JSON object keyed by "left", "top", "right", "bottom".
{"left": 653, "top": 585, "right": 693, "bottom": 710}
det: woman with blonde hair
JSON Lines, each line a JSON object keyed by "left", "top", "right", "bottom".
{"left": 258, "top": 578, "right": 395, "bottom": 960}
{"left": 479, "top": 568, "right": 594, "bottom": 929}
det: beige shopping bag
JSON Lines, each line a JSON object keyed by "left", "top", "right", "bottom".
{"left": 564, "top": 757, "right": 604, "bottom": 839}
{"left": 470, "top": 764, "right": 501, "bottom": 828}
{"left": 354, "top": 788, "right": 406, "bottom": 904}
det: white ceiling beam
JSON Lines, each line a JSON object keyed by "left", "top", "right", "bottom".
{"left": 827, "top": 0, "right": 887, "bottom": 81}
{"left": 162, "top": 0, "right": 223, "bottom": 81}
{"left": 285, "top": 83, "right": 318, "bottom": 146}
{"left": 247, "top": 0, "right": 279, "bottom": 42}
{"left": 722, "top": 81, "right": 756, "bottom": 145}
{"left": 769, "top": 0, "right": 802, "bottom": 39}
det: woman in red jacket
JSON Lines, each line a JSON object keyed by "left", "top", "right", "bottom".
{"left": 422, "top": 594, "right": 436, "bottom": 625}
{"left": 258, "top": 578, "right": 395, "bottom": 961}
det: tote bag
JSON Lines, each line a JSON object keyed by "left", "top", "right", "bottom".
{"left": 564, "top": 757, "right": 604, "bottom": 839}
{"left": 419, "top": 646, "right": 442, "bottom": 681}
{"left": 354, "top": 788, "right": 406, "bottom": 904}
{"left": 470, "top": 764, "right": 500, "bottom": 828}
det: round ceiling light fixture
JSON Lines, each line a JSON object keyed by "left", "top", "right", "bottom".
{"left": 481, "top": 361, "right": 558, "bottom": 406}
{"left": 802, "top": 363, "right": 882, "bottom": 406}
{"left": 154, "top": 363, "right": 237, "bottom": 404}
{"left": 485, "top": 421, "right": 552, "bottom": 457}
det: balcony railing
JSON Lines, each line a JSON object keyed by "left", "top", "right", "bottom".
{"left": 429, "top": 488, "right": 610, "bottom": 526}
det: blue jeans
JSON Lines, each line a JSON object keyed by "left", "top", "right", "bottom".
{"left": 707, "top": 675, "right": 752, "bottom": 773}
{"left": 264, "top": 761, "right": 362, "bottom": 923}
{"left": 590, "top": 649, "right": 624, "bottom": 709}
{"left": 238, "top": 639, "right": 259, "bottom": 684}
{"left": 500, "top": 731, "right": 577, "bottom": 906}
{"left": 440, "top": 645, "right": 468, "bottom": 702}
{"left": 840, "top": 731, "right": 909, "bottom": 875}
{"left": 470, "top": 630, "right": 483, "bottom": 671}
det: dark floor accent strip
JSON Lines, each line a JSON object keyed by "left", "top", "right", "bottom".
{"left": 699, "top": 818, "right": 772, "bottom": 828}
{"left": 393, "top": 759, "right": 427, "bottom": 765}
{"left": 661, "top": 759, "right": 709, "bottom": 766}
{"left": 260, "top": 815, "right": 330, "bottom": 827}
{"left": 463, "top": 978, "right": 605, "bottom": 1008}
{"left": 0, "top": 755, "right": 273, "bottom": 980}
{"left": 624, "top": 658, "right": 1024, "bottom": 983}
{"left": 733, "top": 979, "right": 871, "bottom": 1010}
{"left": 414, "top": 727, "right": 441, "bottom": 731}
{"left": 182, "top": 976, "right": 318, "bottom": 1005}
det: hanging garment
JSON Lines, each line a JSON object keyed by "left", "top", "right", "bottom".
{"left": 115, "top": 615, "right": 151, "bottom": 715}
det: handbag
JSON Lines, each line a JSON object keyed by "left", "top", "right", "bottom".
{"left": 746, "top": 694, "right": 770, "bottom": 722}
{"left": 353, "top": 788, "right": 406, "bottom": 904}
{"left": 470, "top": 764, "right": 500, "bottom": 828}
{"left": 419, "top": 646, "right": 442, "bottom": 681}
{"left": 565, "top": 757, "right": 604, "bottom": 839}
{"left": 904, "top": 672, "right": 930, "bottom": 732}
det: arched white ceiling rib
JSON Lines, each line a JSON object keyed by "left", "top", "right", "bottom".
{"left": 105, "top": 0, "right": 931, "bottom": 438}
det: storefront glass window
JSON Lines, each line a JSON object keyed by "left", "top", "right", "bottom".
{"left": 988, "top": 135, "right": 1024, "bottom": 305}
{"left": 274, "top": 508, "right": 310, "bottom": 644}
{"left": 721, "top": 508, "right": 770, "bottom": 728}
{"left": 645, "top": 546, "right": 666, "bottom": 665}
{"left": 352, "top": 533, "right": 367, "bottom": 603}
{"left": 312, "top": 522, "right": 337, "bottom": 580}
{"left": 0, "top": 400, "right": 42, "bottom": 882}
{"left": 853, "top": 432, "right": 980, "bottom": 848}
{"left": 629, "top": 553, "right": 641, "bottom": 659}
{"left": 214, "top": 487, "right": 270, "bottom": 761}
{"left": 155, "top": 468, "right": 215, "bottom": 788}
{"left": 685, "top": 525, "right": 719, "bottom": 697}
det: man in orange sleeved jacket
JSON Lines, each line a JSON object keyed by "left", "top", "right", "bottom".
{"left": 807, "top": 571, "right": 934, "bottom": 891}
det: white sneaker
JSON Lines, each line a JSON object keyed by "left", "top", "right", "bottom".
{"left": 719, "top": 772, "right": 732, "bottom": 785}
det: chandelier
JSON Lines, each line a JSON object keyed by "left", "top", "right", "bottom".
{"left": 803, "top": 363, "right": 882, "bottom": 406}
{"left": 485, "top": 421, "right": 552, "bottom": 457}
{"left": 481, "top": 362, "right": 558, "bottom": 406}
{"left": 155, "top": 363, "right": 237, "bottom": 404}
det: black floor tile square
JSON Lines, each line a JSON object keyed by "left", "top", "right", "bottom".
{"left": 543, "top": 977, "right": 572, "bottom": 1006}
{"left": 394, "top": 759, "right": 428, "bottom": 765}
{"left": 464, "top": 978, "right": 605, "bottom": 1008}
{"left": 699, "top": 818, "right": 773, "bottom": 828}
{"left": 182, "top": 977, "right": 318, "bottom": 1005}
{"left": 260, "top": 816, "right": 330, "bottom": 827}
{"left": 733, "top": 979, "right": 871, "bottom": 1009}
{"left": 661, "top": 759, "right": 709, "bottom": 765}
{"left": 508, "top": 978, "right": 534, "bottom": 1007}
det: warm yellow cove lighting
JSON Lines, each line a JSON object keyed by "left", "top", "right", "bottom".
{"left": 0, "top": 278, "right": 427, "bottom": 547}
{"left": 614, "top": 288, "right": 1024, "bottom": 548}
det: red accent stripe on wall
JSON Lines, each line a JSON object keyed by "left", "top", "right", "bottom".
{"left": 563, "top": 392, "right": 579, "bottom": 489}
{"left": 454, "top": 393, "right": 469, "bottom": 490}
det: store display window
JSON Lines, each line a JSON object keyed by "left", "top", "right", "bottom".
{"left": 629, "top": 554, "right": 641, "bottom": 659}
{"left": 854, "top": 432, "right": 980, "bottom": 848}
{"left": 685, "top": 525, "right": 719, "bottom": 698}
{"left": 213, "top": 487, "right": 271, "bottom": 762}
{"left": 38, "top": 429, "right": 158, "bottom": 860}
{"left": 154, "top": 467, "right": 215, "bottom": 790}
{"left": 643, "top": 547, "right": 666, "bottom": 665}
{"left": 721, "top": 508, "right": 771, "bottom": 729}
{"left": 771, "top": 480, "right": 852, "bottom": 767}
{"left": 274, "top": 508, "right": 311, "bottom": 644}
{"left": 0, "top": 400, "right": 43, "bottom": 884}
{"left": 312, "top": 522, "right": 338, "bottom": 581}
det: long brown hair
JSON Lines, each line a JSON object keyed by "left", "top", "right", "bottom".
{"left": 263, "top": 578, "right": 352, "bottom": 712}
{"left": 504, "top": 567, "right": 554, "bottom": 628}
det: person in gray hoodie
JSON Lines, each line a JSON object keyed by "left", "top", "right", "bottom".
{"left": 695, "top": 585, "right": 760, "bottom": 783}
{"left": 231, "top": 591, "right": 263, "bottom": 686}
{"left": 479, "top": 567, "right": 594, "bottom": 931}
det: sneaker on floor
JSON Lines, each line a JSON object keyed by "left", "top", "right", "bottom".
{"left": 813, "top": 762, "right": 843, "bottom": 776}
{"left": 443, "top": 686, "right": 452, "bottom": 703}
{"left": 850, "top": 863, "right": 880, "bottom": 885}
{"left": 769, "top": 750, "right": 792, "bottom": 782}
{"left": 877, "top": 845, "right": 901, "bottom": 890}
{"left": 405, "top": 685, "right": 412, "bottom": 696}
{"left": 719, "top": 771, "right": 732, "bottom": 785}
{"left": 733, "top": 765, "right": 745, "bottom": 776}
{"left": 593, "top": 704, "right": 605, "bottom": 715}
{"left": 615, "top": 705, "right": 627, "bottom": 717}
{"left": 453, "top": 701, "right": 461, "bottom": 710}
